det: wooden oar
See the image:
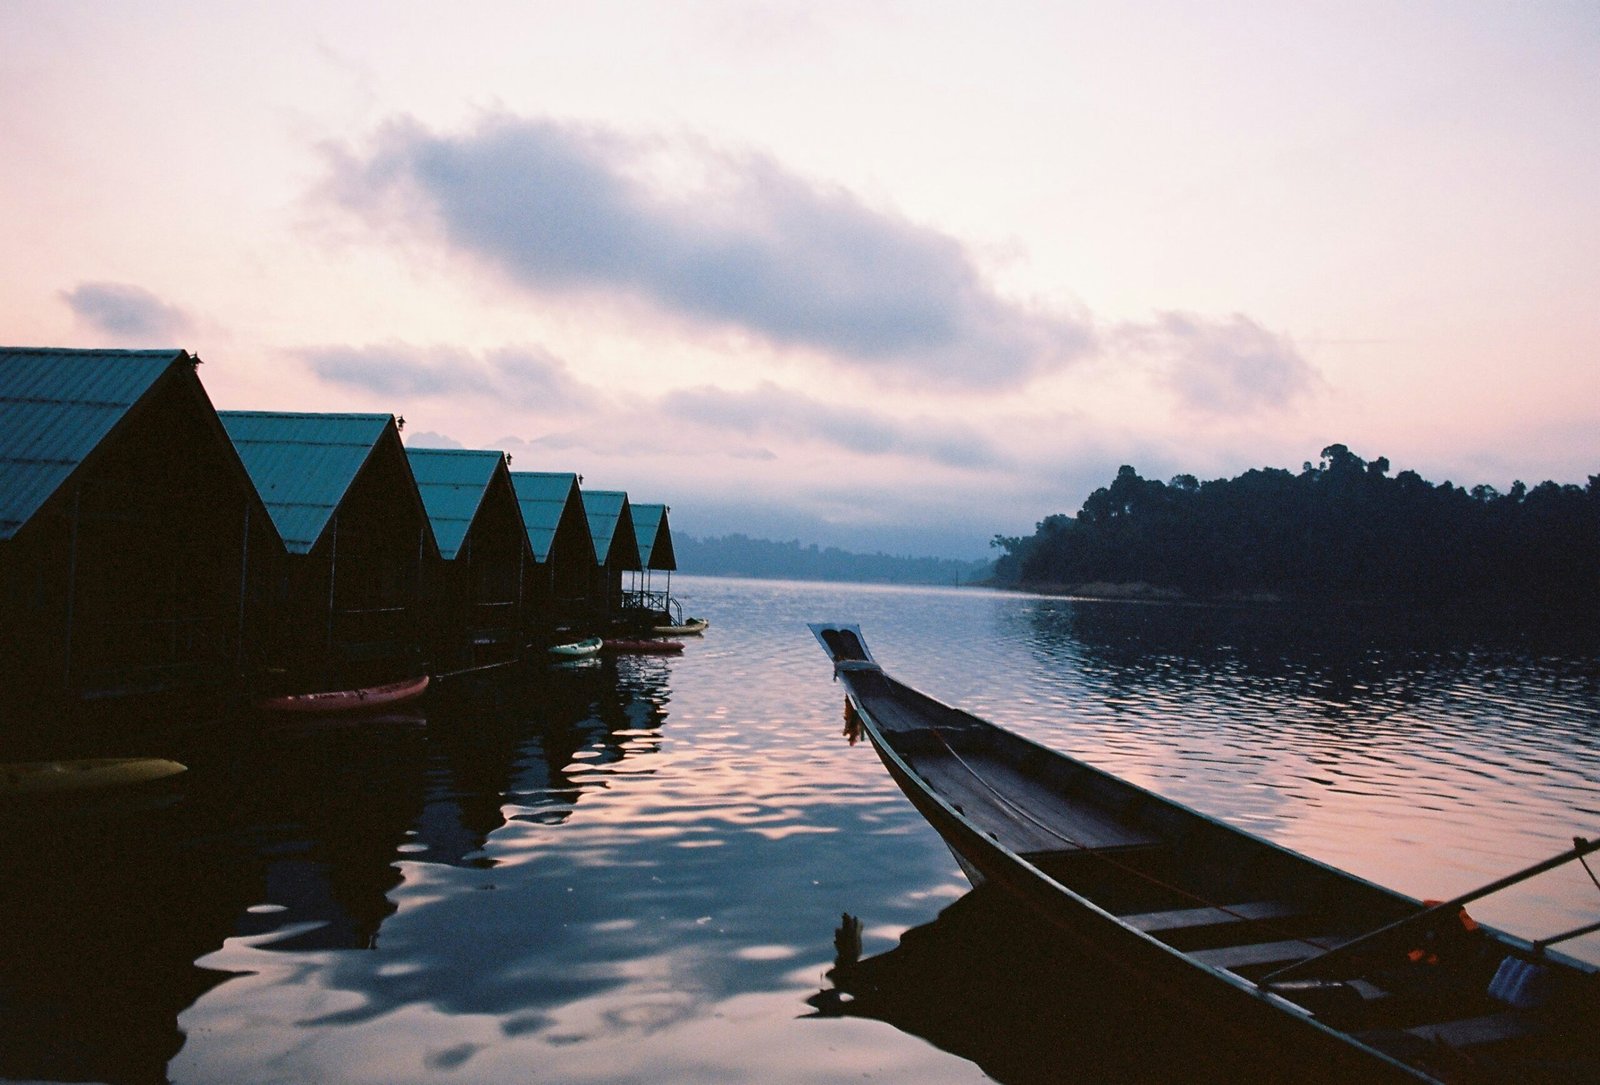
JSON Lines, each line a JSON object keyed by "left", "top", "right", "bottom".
{"left": 1261, "top": 835, "right": 1600, "bottom": 986}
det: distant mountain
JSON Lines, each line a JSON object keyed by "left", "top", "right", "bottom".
{"left": 676, "top": 533, "right": 993, "bottom": 585}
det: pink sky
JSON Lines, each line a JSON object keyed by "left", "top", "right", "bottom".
{"left": 3, "top": 2, "right": 1595, "bottom": 556}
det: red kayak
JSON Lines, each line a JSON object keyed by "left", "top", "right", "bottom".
{"left": 602, "top": 640, "right": 685, "bottom": 654}
{"left": 258, "top": 674, "right": 430, "bottom": 714}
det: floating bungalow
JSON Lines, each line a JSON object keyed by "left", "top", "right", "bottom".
{"left": 626, "top": 503, "right": 681, "bottom": 625}
{"left": 220, "top": 412, "right": 439, "bottom": 695}
{"left": 509, "top": 472, "right": 596, "bottom": 634}
{"left": 405, "top": 447, "right": 531, "bottom": 676}
{"left": 0, "top": 348, "right": 282, "bottom": 716}
{"left": 2, "top": 344, "right": 694, "bottom": 723}
{"left": 581, "top": 490, "right": 642, "bottom": 623}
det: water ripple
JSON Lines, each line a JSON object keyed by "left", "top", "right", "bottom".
{"left": 5, "top": 577, "right": 1597, "bottom": 1085}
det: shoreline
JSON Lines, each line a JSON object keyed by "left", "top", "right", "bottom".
{"left": 997, "top": 579, "right": 1600, "bottom": 634}
{"left": 992, "top": 580, "right": 1284, "bottom": 605}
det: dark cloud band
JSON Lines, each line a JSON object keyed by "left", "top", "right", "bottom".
{"left": 320, "top": 114, "right": 1093, "bottom": 387}
{"left": 317, "top": 113, "right": 1318, "bottom": 410}
{"left": 61, "top": 282, "right": 190, "bottom": 341}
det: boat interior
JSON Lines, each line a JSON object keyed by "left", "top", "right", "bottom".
{"left": 818, "top": 628, "right": 1597, "bottom": 1080}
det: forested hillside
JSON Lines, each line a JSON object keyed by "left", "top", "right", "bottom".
{"left": 992, "top": 445, "right": 1600, "bottom": 611}
{"left": 676, "top": 533, "right": 992, "bottom": 585}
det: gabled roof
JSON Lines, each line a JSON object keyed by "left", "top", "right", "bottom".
{"left": 405, "top": 447, "right": 508, "bottom": 561}
{"left": 581, "top": 490, "right": 641, "bottom": 568}
{"left": 220, "top": 411, "right": 396, "bottom": 554}
{"left": 510, "top": 471, "right": 593, "bottom": 564}
{"left": 630, "top": 503, "right": 676, "bottom": 570}
{"left": 0, "top": 347, "right": 188, "bottom": 540}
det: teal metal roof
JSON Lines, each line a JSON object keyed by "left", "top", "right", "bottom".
{"left": 406, "top": 447, "right": 506, "bottom": 560}
{"left": 582, "top": 490, "right": 640, "bottom": 568}
{"left": 511, "top": 471, "right": 591, "bottom": 563}
{"left": 0, "top": 347, "right": 187, "bottom": 539}
{"left": 220, "top": 411, "right": 393, "bottom": 554}
{"left": 630, "top": 503, "right": 676, "bottom": 570}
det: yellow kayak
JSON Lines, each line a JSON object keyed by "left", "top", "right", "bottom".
{"left": 0, "top": 757, "right": 187, "bottom": 796}
{"left": 652, "top": 617, "right": 709, "bottom": 636}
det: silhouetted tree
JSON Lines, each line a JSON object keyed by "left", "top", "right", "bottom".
{"left": 992, "top": 448, "right": 1599, "bottom": 614}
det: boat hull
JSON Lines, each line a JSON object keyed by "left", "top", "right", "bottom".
{"left": 258, "top": 674, "right": 429, "bottom": 714}
{"left": 863, "top": 739, "right": 1427, "bottom": 1083}
{"left": 602, "top": 640, "right": 685, "bottom": 654}
{"left": 547, "top": 638, "right": 603, "bottom": 659}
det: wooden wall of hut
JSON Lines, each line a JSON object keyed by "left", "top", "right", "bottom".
{"left": 431, "top": 470, "right": 528, "bottom": 675}
{"left": 594, "top": 564, "right": 627, "bottom": 622}
{"left": 0, "top": 374, "right": 279, "bottom": 711}
{"left": 529, "top": 495, "right": 595, "bottom": 633}
{"left": 266, "top": 442, "right": 437, "bottom": 692}
{"left": 463, "top": 470, "right": 528, "bottom": 666}
{"left": 589, "top": 499, "right": 639, "bottom": 627}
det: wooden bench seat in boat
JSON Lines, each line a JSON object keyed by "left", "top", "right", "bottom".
{"left": 1355, "top": 1011, "right": 1538, "bottom": 1060}
{"left": 1264, "top": 976, "right": 1394, "bottom": 1020}
{"left": 1402, "top": 1011, "right": 1535, "bottom": 1048}
{"left": 1190, "top": 934, "right": 1352, "bottom": 971}
{"left": 1121, "top": 900, "right": 1302, "bottom": 934}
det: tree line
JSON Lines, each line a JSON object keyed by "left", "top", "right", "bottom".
{"left": 991, "top": 445, "right": 1600, "bottom": 612}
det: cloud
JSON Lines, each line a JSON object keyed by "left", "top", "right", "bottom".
{"left": 661, "top": 382, "right": 1010, "bottom": 470}
{"left": 1116, "top": 312, "right": 1320, "bottom": 413}
{"left": 318, "top": 114, "right": 1093, "bottom": 387}
{"left": 299, "top": 342, "right": 601, "bottom": 412}
{"left": 61, "top": 281, "right": 191, "bottom": 341}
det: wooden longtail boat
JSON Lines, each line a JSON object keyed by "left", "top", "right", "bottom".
{"left": 258, "top": 674, "right": 429, "bottom": 714}
{"left": 810, "top": 623, "right": 1599, "bottom": 1084}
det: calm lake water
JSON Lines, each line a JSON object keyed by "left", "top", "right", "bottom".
{"left": 2, "top": 575, "right": 1598, "bottom": 1085}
